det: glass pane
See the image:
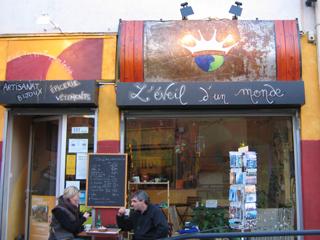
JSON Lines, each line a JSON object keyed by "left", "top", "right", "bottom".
{"left": 125, "top": 116, "right": 296, "bottom": 232}
{"left": 29, "top": 119, "right": 59, "bottom": 240}
{"left": 31, "top": 120, "right": 58, "bottom": 196}
{"left": 64, "top": 115, "right": 94, "bottom": 205}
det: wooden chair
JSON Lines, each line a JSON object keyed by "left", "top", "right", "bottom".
{"left": 180, "top": 196, "right": 201, "bottom": 224}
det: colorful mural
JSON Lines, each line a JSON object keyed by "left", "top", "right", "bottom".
{"left": 144, "top": 20, "right": 276, "bottom": 82}
{"left": 120, "top": 20, "right": 300, "bottom": 82}
{"left": 6, "top": 38, "right": 103, "bottom": 80}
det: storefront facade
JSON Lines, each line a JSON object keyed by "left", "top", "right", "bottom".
{"left": 0, "top": 18, "right": 319, "bottom": 240}
{"left": 0, "top": 35, "right": 119, "bottom": 240}
{"left": 116, "top": 19, "right": 306, "bottom": 235}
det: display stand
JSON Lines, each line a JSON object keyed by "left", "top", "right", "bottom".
{"left": 228, "top": 146, "right": 257, "bottom": 231}
{"left": 128, "top": 181, "right": 170, "bottom": 222}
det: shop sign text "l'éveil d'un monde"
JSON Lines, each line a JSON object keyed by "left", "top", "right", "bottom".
{"left": 116, "top": 81, "right": 305, "bottom": 108}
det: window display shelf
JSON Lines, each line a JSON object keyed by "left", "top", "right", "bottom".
{"left": 129, "top": 181, "right": 169, "bottom": 185}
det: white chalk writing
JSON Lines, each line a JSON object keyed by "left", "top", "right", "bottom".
{"left": 55, "top": 91, "right": 91, "bottom": 101}
{"left": 17, "top": 88, "right": 42, "bottom": 102}
{"left": 129, "top": 83, "right": 188, "bottom": 105}
{"left": 3, "top": 82, "right": 41, "bottom": 92}
{"left": 234, "top": 84, "right": 284, "bottom": 104}
{"left": 49, "top": 80, "right": 81, "bottom": 94}
{"left": 199, "top": 86, "right": 229, "bottom": 104}
{"left": 122, "top": 82, "right": 291, "bottom": 106}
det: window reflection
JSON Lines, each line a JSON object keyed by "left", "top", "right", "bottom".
{"left": 125, "top": 116, "right": 296, "bottom": 231}
{"left": 65, "top": 115, "right": 94, "bottom": 196}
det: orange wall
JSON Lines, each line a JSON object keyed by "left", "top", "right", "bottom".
{"left": 0, "top": 35, "right": 116, "bottom": 81}
{"left": 7, "top": 116, "right": 31, "bottom": 240}
{"left": 0, "top": 106, "right": 4, "bottom": 142}
{"left": 0, "top": 34, "right": 117, "bottom": 141}
{"left": 0, "top": 40, "right": 7, "bottom": 142}
{"left": 301, "top": 35, "right": 320, "bottom": 140}
{"left": 0, "top": 40, "right": 8, "bottom": 80}
{"left": 300, "top": 35, "right": 320, "bottom": 237}
{"left": 0, "top": 35, "right": 119, "bottom": 235}
{"left": 97, "top": 84, "right": 120, "bottom": 141}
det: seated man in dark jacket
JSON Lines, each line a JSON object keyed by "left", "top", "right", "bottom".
{"left": 116, "top": 190, "right": 169, "bottom": 240}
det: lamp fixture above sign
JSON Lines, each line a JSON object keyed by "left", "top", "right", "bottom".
{"left": 180, "top": 2, "right": 194, "bottom": 20}
{"left": 229, "top": 1, "right": 243, "bottom": 20}
{"left": 305, "top": 0, "right": 317, "bottom": 7}
{"left": 36, "top": 13, "right": 63, "bottom": 33}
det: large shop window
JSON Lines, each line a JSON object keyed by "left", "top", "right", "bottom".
{"left": 125, "top": 116, "right": 296, "bottom": 231}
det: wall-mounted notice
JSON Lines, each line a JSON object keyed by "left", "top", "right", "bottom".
{"left": 66, "top": 180, "right": 80, "bottom": 190}
{"left": 68, "top": 139, "right": 88, "bottom": 153}
{"left": 86, "top": 154, "right": 127, "bottom": 207}
{"left": 76, "top": 153, "right": 88, "bottom": 179}
{"left": 72, "top": 127, "right": 89, "bottom": 134}
{"left": 66, "top": 155, "right": 76, "bottom": 175}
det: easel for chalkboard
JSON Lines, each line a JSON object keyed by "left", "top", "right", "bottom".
{"left": 86, "top": 153, "right": 128, "bottom": 227}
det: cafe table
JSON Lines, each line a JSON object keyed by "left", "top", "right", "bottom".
{"left": 78, "top": 228, "right": 123, "bottom": 240}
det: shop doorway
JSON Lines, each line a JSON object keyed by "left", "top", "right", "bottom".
{"left": 1, "top": 111, "right": 96, "bottom": 240}
{"left": 26, "top": 117, "right": 60, "bottom": 240}
{"left": 0, "top": 115, "right": 62, "bottom": 240}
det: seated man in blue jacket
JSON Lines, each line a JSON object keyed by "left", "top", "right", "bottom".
{"left": 116, "top": 190, "right": 169, "bottom": 240}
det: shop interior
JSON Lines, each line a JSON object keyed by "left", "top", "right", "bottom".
{"left": 125, "top": 115, "right": 296, "bottom": 231}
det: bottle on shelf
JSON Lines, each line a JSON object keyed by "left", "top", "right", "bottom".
{"left": 96, "top": 209, "right": 102, "bottom": 228}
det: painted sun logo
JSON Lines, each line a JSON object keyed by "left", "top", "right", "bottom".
{"left": 181, "top": 30, "right": 238, "bottom": 72}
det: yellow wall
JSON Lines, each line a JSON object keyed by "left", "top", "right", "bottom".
{"left": 0, "top": 35, "right": 118, "bottom": 238}
{"left": 7, "top": 116, "right": 31, "bottom": 240}
{"left": 0, "top": 106, "right": 4, "bottom": 142}
{"left": 0, "top": 34, "right": 117, "bottom": 142}
{"left": 0, "top": 41, "right": 7, "bottom": 142}
{"left": 98, "top": 84, "right": 120, "bottom": 141}
{"left": 102, "top": 37, "right": 117, "bottom": 80}
{"left": 301, "top": 35, "right": 320, "bottom": 140}
{"left": 0, "top": 40, "right": 8, "bottom": 80}
{"left": 0, "top": 35, "right": 116, "bottom": 81}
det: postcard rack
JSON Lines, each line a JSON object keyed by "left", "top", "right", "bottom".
{"left": 228, "top": 149, "right": 257, "bottom": 230}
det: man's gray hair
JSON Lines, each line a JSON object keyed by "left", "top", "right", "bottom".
{"left": 131, "top": 190, "right": 150, "bottom": 205}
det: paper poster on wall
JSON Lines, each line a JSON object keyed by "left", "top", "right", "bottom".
{"left": 76, "top": 153, "right": 88, "bottom": 179}
{"left": 68, "top": 139, "right": 88, "bottom": 153}
{"left": 66, "top": 155, "right": 76, "bottom": 175}
{"left": 79, "top": 190, "right": 86, "bottom": 205}
{"left": 205, "top": 199, "right": 218, "bottom": 208}
{"left": 66, "top": 180, "right": 80, "bottom": 189}
{"left": 29, "top": 195, "right": 56, "bottom": 239}
{"left": 72, "top": 127, "right": 89, "bottom": 134}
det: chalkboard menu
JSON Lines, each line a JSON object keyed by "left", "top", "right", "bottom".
{"left": 86, "top": 154, "right": 127, "bottom": 207}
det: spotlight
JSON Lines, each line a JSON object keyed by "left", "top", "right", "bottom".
{"left": 305, "top": 0, "right": 317, "bottom": 7}
{"left": 229, "top": 1, "right": 243, "bottom": 20}
{"left": 180, "top": 2, "right": 194, "bottom": 20}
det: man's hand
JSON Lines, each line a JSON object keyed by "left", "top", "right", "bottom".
{"left": 83, "top": 212, "right": 90, "bottom": 219}
{"left": 117, "top": 207, "right": 126, "bottom": 216}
